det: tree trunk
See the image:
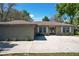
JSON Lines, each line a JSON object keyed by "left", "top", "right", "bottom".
{"left": 4, "top": 4, "right": 15, "bottom": 21}
{"left": 0, "top": 4, "right": 4, "bottom": 21}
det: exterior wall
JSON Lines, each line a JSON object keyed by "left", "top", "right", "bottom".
{"left": 36, "top": 26, "right": 50, "bottom": 35}
{"left": 55, "top": 26, "right": 62, "bottom": 35}
{"left": 35, "top": 26, "right": 74, "bottom": 35}
{"left": 69, "top": 27, "right": 74, "bottom": 35}
{"left": 56, "top": 26, "right": 74, "bottom": 35}
{"left": 0, "top": 25, "right": 35, "bottom": 41}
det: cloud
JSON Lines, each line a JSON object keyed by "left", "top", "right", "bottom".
{"left": 30, "top": 14, "right": 34, "bottom": 18}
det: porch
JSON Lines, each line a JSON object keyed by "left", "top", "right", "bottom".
{"left": 35, "top": 26, "right": 56, "bottom": 35}
{"left": 35, "top": 26, "right": 74, "bottom": 36}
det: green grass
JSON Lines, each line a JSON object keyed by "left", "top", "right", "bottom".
{"left": 1, "top": 53, "right": 79, "bottom": 56}
{"left": 75, "top": 31, "right": 79, "bottom": 35}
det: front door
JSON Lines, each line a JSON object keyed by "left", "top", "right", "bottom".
{"left": 50, "top": 27, "right": 56, "bottom": 35}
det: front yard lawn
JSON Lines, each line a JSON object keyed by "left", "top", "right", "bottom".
{"left": 1, "top": 53, "right": 79, "bottom": 56}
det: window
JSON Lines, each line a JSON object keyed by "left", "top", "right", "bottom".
{"left": 37, "top": 27, "right": 47, "bottom": 33}
{"left": 63, "top": 27, "right": 70, "bottom": 33}
{"left": 39, "top": 27, "right": 42, "bottom": 33}
{"left": 43, "top": 27, "right": 46, "bottom": 33}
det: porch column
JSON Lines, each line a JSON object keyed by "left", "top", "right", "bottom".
{"left": 61, "top": 27, "right": 63, "bottom": 33}
{"left": 37, "top": 27, "right": 39, "bottom": 33}
{"left": 46, "top": 27, "right": 49, "bottom": 34}
{"left": 69, "top": 27, "right": 72, "bottom": 32}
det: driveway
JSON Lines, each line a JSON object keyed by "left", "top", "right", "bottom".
{"left": 0, "top": 35, "right": 79, "bottom": 54}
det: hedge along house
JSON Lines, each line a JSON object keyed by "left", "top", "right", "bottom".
{"left": 0, "top": 20, "right": 74, "bottom": 41}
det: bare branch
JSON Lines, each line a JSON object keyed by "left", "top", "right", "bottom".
{"left": 4, "top": 3, "right": 16, "bottom": 21}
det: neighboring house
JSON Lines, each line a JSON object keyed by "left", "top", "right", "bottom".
{"left": 0, "top": 20, "right": 74, "bottom": 41}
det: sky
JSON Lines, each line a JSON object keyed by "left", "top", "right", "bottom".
{"left": 15, "top": 3, "right": 57, "bottom": 21}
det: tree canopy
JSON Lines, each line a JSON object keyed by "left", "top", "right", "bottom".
{"left": 56, "top": 3, "right": 79, "bottom": 24}
{"left": 0, "top": 3, "right": 33, "bottom": 22}
{"left": 42, "top": 16, "right": 50, "bottom": 21}
{"left": 22, "top": 10, "right": 33, "bottom": 21}
{"left": 50, "top": 13, "right": 63, "bottom": 22}
{"left": 0, "top": 3, "right": 16, "bottom": 21}
{"left": 73, "top": 11, "right": 79, "bottom": 25}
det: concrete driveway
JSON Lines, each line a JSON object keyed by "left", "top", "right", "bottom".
{"left": 0, "top": 35, "right": 79, "bottom": 54}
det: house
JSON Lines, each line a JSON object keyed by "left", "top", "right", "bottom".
{"left": 33, "top": 21, "right": 74, "bottom": 35}
{"left": 0, "top": 20, "right": 74, "bottom": 41}
{"left": 0, "top": 20, "right": 35, "bottom": 41}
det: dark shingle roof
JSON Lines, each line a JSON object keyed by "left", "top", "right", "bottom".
{"left": 0, "top": 20, "right": 74, "bottom": 27}
{"left": 0, "top": 20, "right": 35, "bottom": 25}
{"left": 32, "top": 21, "right": 74, "bottom": 27}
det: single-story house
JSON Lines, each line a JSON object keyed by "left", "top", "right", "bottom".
{"left": 34, "top": 21, "right": 74, "bottom": 35}
{"left": 0, "top": 20, "right": 74, "bottom": 41}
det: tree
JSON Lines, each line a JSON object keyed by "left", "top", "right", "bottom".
{"left": 73, "top": 11, "right": 79, "bottom": 25}
{"left": 0, "top": 3, "right": 16, "bottom": 21}
{"left": 42, "top": 16, "right": 49, "bottom": 21}
{"left": 50, "top": 13, "right": 63, "bottom": 22}
{"left": 22, "top": 10, "right": 33, "bottom": 21}
{"left": 23, "top": 10, "right": 29, "bottom": 16}
{"left": 0, "top": 4, "right": 33, "bottom": 22}
{"left": 6, "top": 8, "right": 18, "bottom": 20}
{"left": 56, "top": 3, "right": 79, "bottom": 24}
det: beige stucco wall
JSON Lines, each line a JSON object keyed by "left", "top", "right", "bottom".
{"left": 35, "top": 26, "right": 74, "bottom": 35}
{"left": 70, "top": 27, "right": 74, "bottom": 35}
{"left": 55, "top": 26, "right": 61, "bottom": 35}
{"left": 35, "top": 26, "right": 50, "bottom": 35}
{"left": 0, "top": 25, "right": 35, "bottom": 41}
{"left": 56, "top": 26, "right": 74, "bottom": 35}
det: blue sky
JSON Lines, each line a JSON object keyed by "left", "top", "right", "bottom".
{"left": 15, "top": 3, "right": 57, "bottom": 21}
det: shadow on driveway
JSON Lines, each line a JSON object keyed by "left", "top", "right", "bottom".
{"left": 0, "top": 41, "right": 17, "bottom": 52}
{"left": 34, "top": 35, "right": 47, "bottom": 41}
